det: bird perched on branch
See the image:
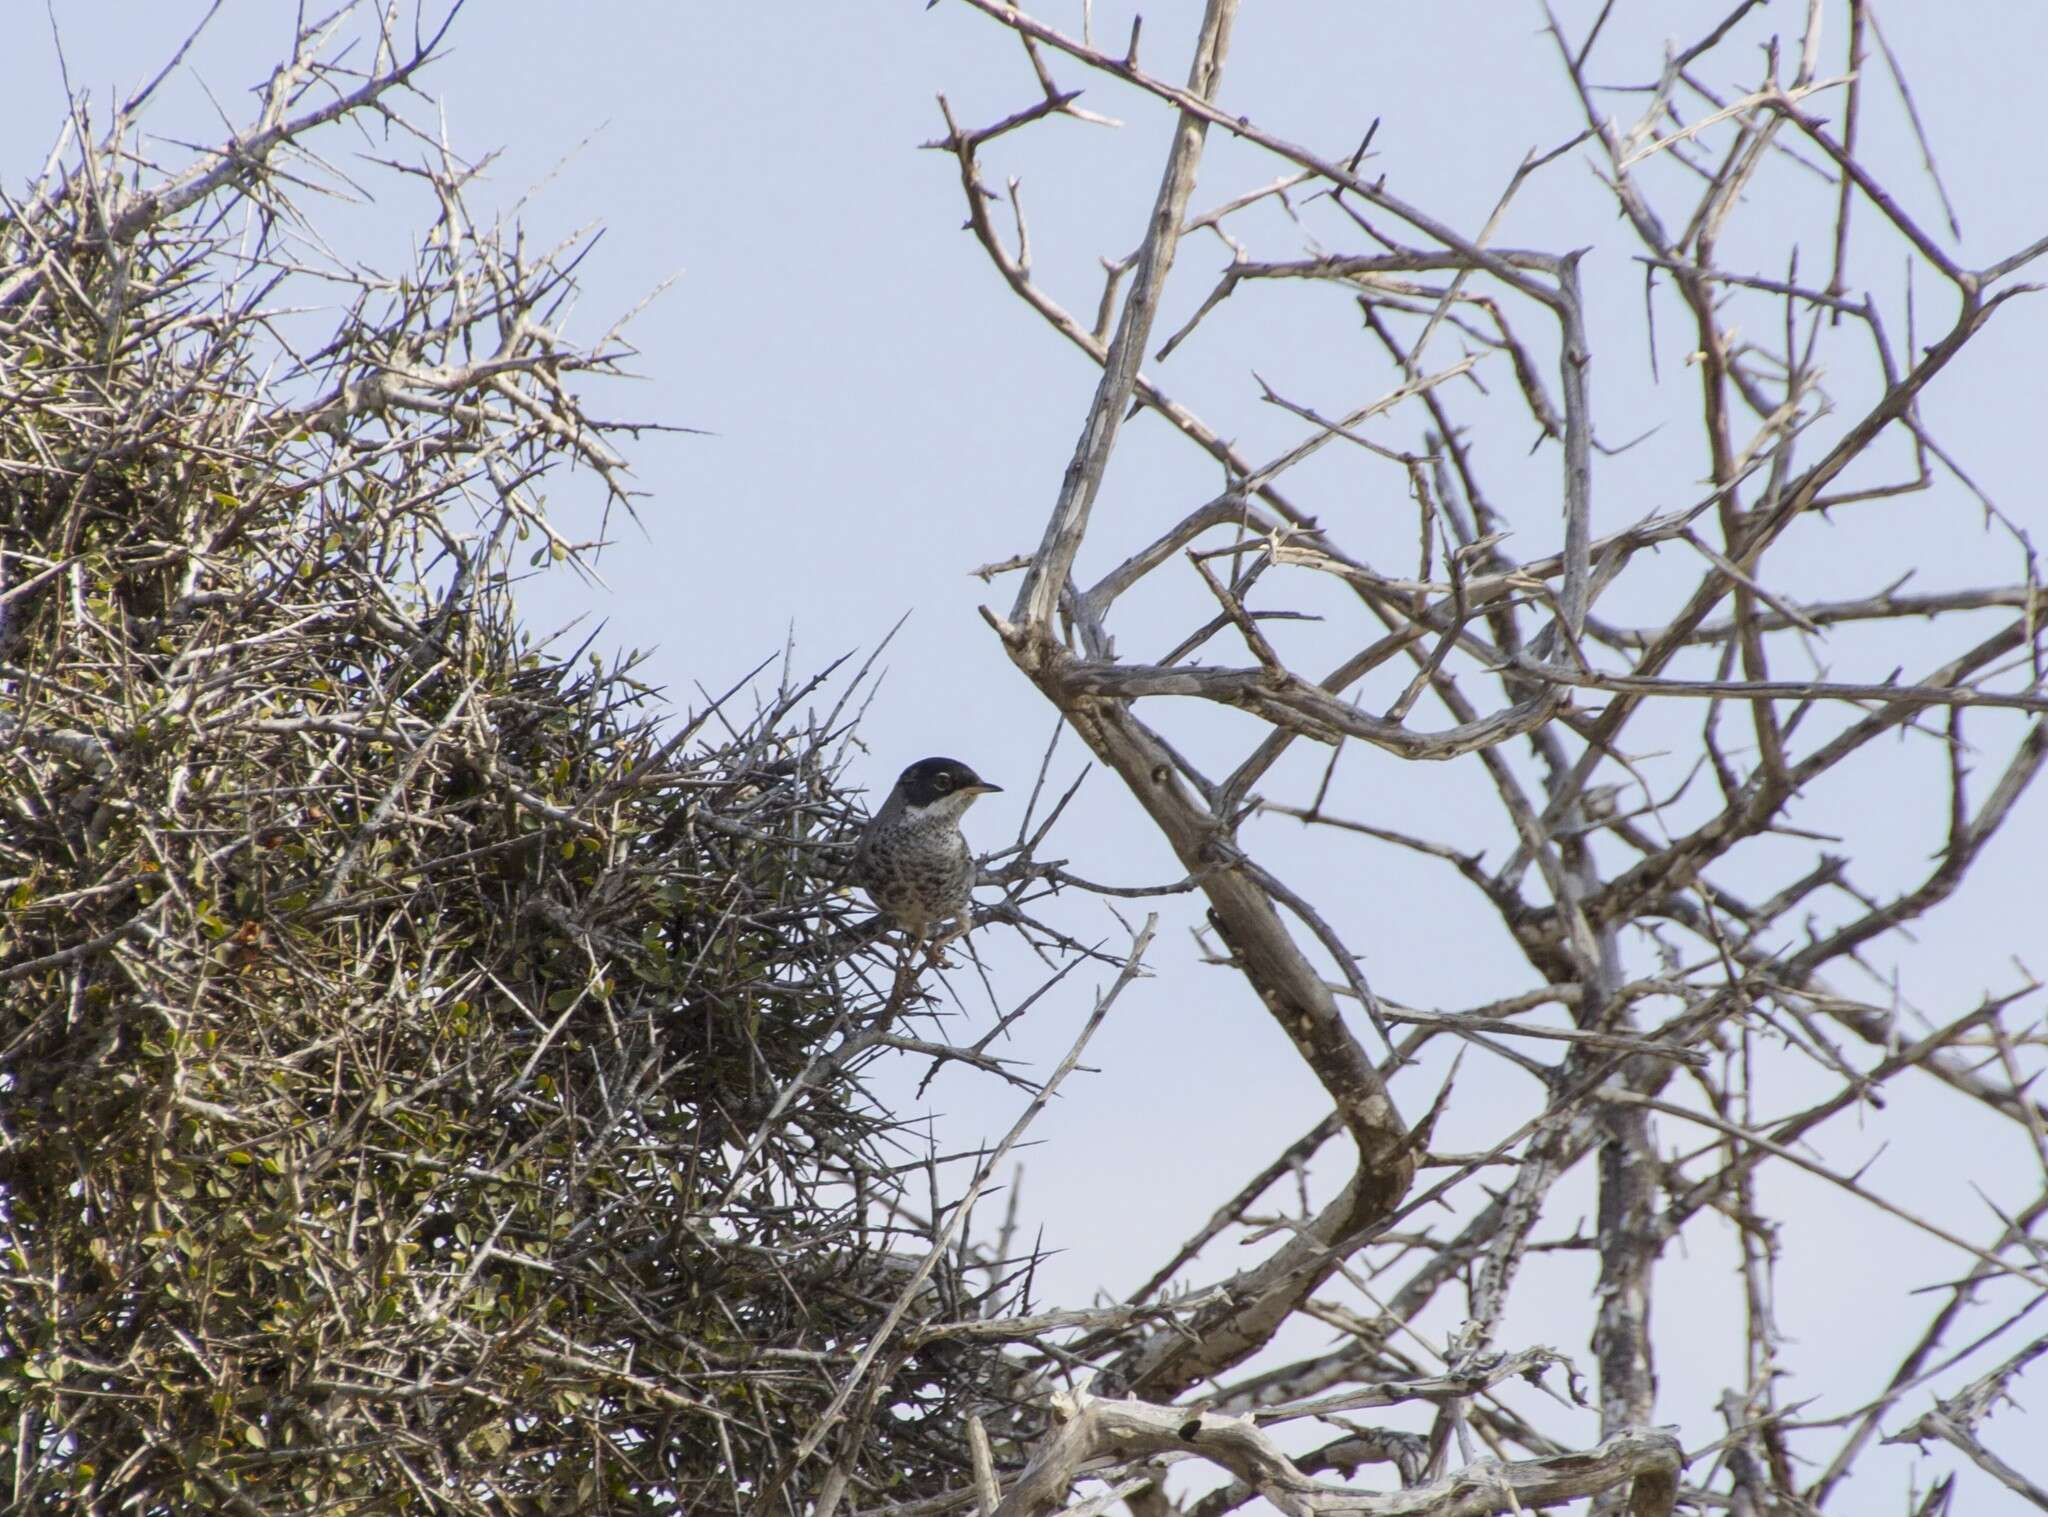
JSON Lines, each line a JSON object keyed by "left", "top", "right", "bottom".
{"left": 850, "top": 756, "right": 1002, "bottom": 941}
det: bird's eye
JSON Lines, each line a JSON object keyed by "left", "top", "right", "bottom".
{"left": 932, "top": 773, "right": 953, "bottom": 791}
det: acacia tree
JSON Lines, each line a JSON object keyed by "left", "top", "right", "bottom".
{"left": 906, "top": 2, "right": 2048, "bottom": 1513}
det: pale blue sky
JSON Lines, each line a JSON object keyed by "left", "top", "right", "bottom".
{"left": 10, "top": 4, "right": 2044, "bottom": 1509}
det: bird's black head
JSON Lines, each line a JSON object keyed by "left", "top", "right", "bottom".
{"left": 894, "top": 756, "right": 1000, "bottom": 809}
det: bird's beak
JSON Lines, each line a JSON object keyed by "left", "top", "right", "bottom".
{"left": 970, "top": 781, "right": 1003, "bottom": 795}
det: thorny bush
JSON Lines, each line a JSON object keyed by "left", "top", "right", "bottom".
{"left": 0, "top": 15, "right": 1033, "bottom": 1513}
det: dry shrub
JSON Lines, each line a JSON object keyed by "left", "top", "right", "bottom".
{"left": 0, "top": 14, "right": 1028, "bottom": 1512}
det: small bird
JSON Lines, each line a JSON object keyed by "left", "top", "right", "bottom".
{"left": 850, "top": 757, "right": 1002, "bottom": 940}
